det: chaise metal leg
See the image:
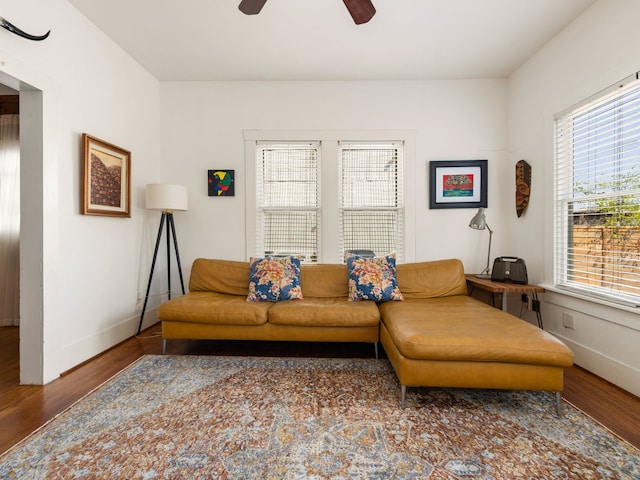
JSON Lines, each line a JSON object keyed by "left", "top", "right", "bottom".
{"left": 374, "top": 342, "right": 379, "bottom": 359}
{"left": 401, "top": 385, "right": 407, "bottom": 408}
{"left": 555, "top": 391, "right": 562, "bottom": 417}
{"left": 162, "top": 339, "right": 167, "bottom": 355}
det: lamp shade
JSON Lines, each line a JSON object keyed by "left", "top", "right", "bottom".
{"left": 145, "top": 184, "right": 188, "bottom": 211}
{"left": 469, "top": 207, "right": 487, "bottom": 230}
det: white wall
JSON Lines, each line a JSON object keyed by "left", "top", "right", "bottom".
{"left": 0, "top": 0, "right": 161, "bottom": 382}
{"left": 507, "top": 0, "right": 640, "bottom": 395}
{"left": 160, "top": 80, "right": 508, "bottom": 282}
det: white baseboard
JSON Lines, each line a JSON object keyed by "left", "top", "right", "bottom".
{"left": 137, "top": 307, "right": 160, "bottom": 334}
{"left": 58, "top": 308, "right": 160, "bottom": 377}
{"left": 555, "top": 334, "right": 640, "bottom": 398}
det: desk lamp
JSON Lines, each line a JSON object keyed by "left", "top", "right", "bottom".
{"left": 469, "top": 207, "right": 493, "bottom": 279}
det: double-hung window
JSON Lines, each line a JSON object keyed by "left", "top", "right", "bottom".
{"left": 250, "top": 134, "right": 407, "bottom": 263}
{"left": 554, "top": 73, "right": 640, "bottom": 306}
{"left": 339, "top": 142, "right": 403, "bottom": 260}
{"left": 255, "top": 142, "right": 320, "bottom": 262}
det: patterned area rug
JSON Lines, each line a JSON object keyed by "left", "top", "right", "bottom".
{"left": 1, "top": 355, "right": 638, "bottom": 479}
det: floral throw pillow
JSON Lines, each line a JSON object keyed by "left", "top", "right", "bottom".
{"left": 346, "top": 253, "right": 404, "bottom": 302}
{"left": 247, "top": 256, "right": 304, "bottom": 302}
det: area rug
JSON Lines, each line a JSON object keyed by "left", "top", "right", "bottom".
{"left": 1, "top": 356, "right": 638, "bottom": 479}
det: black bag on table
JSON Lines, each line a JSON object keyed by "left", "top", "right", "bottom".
{"left": 490, "top": 257, "right": 528, "bottom": 284}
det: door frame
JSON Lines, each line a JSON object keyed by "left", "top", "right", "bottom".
{"left": 0, "top": 60, "right": 54, "bottom": 384}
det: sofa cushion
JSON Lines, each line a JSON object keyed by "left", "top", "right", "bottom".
{"left": 268, "top": 297, "right": 380, "bottom": 327}
{"left": 189, "top": 259, "right": 251, "bottom": 296}
{"left": 299, "top": 264, "right": 349, "bottom": 298}
{"left": 247, "top": 256, "right": 304, "bottom": 302}
{"left": 395, "top": 258, "right": 468, "bottom": 299}
{"left": 346, "top": 253, "right": 404, "bottom": 302}
{"left": 158, "top": 292, "right": 271, "bottom": 325}
{"left": 379, "top": 295, "right": 574, "bottom": 367}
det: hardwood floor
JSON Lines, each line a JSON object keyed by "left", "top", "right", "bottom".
{"left": 1, "top": 324, "right": 639, "bottom": 456}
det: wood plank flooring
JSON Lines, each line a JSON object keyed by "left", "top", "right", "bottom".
{"left": 1, "top": 324, "right": 639, "bottom": 456}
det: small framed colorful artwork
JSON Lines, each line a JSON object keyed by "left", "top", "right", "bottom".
{"left": 429, "top": 160, "right": 487, "bottom": 209}
{"left": 208, "top": 170, "right": 235, "bottom": 197}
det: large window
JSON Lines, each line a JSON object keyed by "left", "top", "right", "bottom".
{"left": 256, "top": 142, "right": 320, "bottom": 262}
{"left": 554, "top": 73, "right": 640, "bottom": 306}
{"left": 250, "top": 134, "right": 406, "bottom": 263}
{"left": 339, "top": 142, "right": 403, "bottom": 260}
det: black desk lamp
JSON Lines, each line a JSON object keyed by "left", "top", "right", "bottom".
{"left": 469, "top": 207, "right": 493, "bottom": 279}
{"left": 137, "top": 184, "right": 188, "bottom": 335}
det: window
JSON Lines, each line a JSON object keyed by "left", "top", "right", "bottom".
{"left": 339, "top": 142, "right": 403, "bottom": 260}
{"left": 554, "top": 73, "right": 640, "bottom": 306}
{"left": 249, "top": 133, "right": 408, "bottom": 263}
{"left": 255, "top": 142, "right": 320, "bottom": 262}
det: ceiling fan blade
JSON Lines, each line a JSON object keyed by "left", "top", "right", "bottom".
{"left": 343, "top": 0, "right": 376, "bottom": 24}
{"left": 238, "top": 0, "right": 268, "bottom": 15}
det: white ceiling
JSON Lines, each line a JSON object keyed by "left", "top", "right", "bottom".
{"left": 68, "top": 0, "right": 595, "bottom": 81}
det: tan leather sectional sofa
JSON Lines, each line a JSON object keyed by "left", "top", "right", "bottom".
{"left": 158, "top": 257, "right": 574, "bottom": 413}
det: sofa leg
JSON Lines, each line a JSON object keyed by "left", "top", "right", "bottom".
{"left": 374, "top": 342, "right": 379, "bottom": 359}
{"left": 162, "top": 339, "right": 167, "bottom": 355}
{"left": 555, "top": 391, "right": 562, "bottom": 417}
{"left": 401, "top": 385, "right": 407, "bottom": 408}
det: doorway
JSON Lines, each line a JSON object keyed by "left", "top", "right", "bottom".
{"left": 0, "top": 68, "right": 46, "bottom": 385}
{"left": 0, "top": 88, "right": 20, "bottom": 329}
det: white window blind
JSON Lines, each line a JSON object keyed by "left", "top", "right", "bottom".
{"left": 554, "top": 73, "right": 640, "bottom": 306}
{"left": 339, "top": 142, "right": 404, "bottom": 260}
{"left": 256, "top": 142, "right": 320, "bottom": 262}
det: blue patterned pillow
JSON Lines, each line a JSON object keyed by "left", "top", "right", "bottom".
{"left": 247, "top": 256, "right": 304, "bottom": 302}
{"left": 346, "top": 253, "right": 403, "bottom": 302}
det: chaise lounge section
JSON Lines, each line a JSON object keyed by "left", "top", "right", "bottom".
{"left": 380, "top": 259, "right": 574, "bottom": 413}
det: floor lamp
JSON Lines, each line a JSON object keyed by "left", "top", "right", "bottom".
{"left": 137, "top": 184, "right": 188, "bottom": 335}
{"left": 469, "top": 207, "right": 493, "bottom": 279}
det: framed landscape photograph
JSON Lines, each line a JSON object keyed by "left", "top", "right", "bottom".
{"left": 81, "top": 133, "right": 131, "bottom": 217}
{"left": 429, "top": 159, "right": 488, "bottom": 209}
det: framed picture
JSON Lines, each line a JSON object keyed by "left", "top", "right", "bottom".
{"left": 208, "top": 169, "right": 235, "bottom": 196}
{"left": 429, "top": 159, "right": 488, "bottom": 209}
{"left": 81, "top": 133, "right": 131, "bottom": 217}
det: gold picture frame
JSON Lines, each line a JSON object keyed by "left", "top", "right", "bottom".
{"left": 81, "top": 133, "right": 131, "bottom": 217}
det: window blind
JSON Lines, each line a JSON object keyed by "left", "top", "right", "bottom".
{"left": 256, "top": 143, "right": 320, "bottom": 262}
{"left": 554, "top": 73, "right": 640, "bottom": 306}
{"left": 339, "top": 142, "right": 404, "bottom": 260}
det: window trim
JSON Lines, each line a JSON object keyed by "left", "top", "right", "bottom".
{"left": 244, "top": 129, "right": 416, "bottom": 263}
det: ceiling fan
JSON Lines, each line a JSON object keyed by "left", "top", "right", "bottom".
{"left": 239, "top": 0, "right": 376, "bottom": 25}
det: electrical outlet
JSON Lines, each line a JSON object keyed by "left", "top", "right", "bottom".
{"left": 532, "top": 299, "right": 541, "bottom": 312}
{"left": 521, "top": 294, "right": 533, "bottom": 310}
{"left": 562, "top": 313, "right": 575, "bottom": 330}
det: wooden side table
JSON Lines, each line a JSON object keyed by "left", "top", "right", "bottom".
{"left": 465, "top": 274, "right": 545, "bottom": 328}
